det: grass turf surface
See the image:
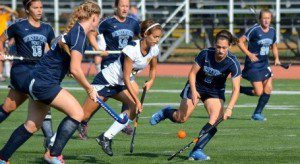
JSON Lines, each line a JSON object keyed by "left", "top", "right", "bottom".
{"left": 0, "top": 77, "right": 299, "bottom": 163}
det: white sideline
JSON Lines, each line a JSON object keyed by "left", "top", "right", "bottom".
{"left": 1, "top": 85, "right": 300, "bottom": 95}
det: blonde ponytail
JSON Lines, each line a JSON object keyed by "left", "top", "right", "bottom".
{"left": 64, "top": 0, "right": 101, "bottom": 33}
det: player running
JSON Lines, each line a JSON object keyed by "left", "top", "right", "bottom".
{"left": 81, "top": 19, "right": 162, "bottom": 156}
{"left": 78, "top": 0, "right": 141, "bottom": 139}
{"left": 238, "top": 9, "right": 281, "bottom": 121}
{"left": 0, "top": 1, "right": 101, "bottom": 163}
{"left": 150, "top": 30, "right": 241, "bottom": 161}
{"left": 0, "top": 0, "right": 55, "bottom": 149}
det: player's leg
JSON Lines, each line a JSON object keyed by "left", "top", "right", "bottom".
{"left": 0, "top": 61, "right": 5, "bottom": 82}
{"left": 251, "top": 81, "right": 268, "bottom": 121}
{"left": 150, "top": 82, "right": 198, "bottom": 125}
{"left": 77, "top": 96, "right": 101, "bottom": 139}
{"left": 45, "top": 89, "right": 84, "bottom": 162}
{"left": 150, "top": 98, "right": 198, "bottom": 125}
{"left": 189, "top": 98, "right": 223, "bottom": 161}
{"left": 96, "top": 89, "right": 136, "bottom": 156}
{"left": 120, "top": 80, "right": 139, "bottom": 135}
{"left": 0, "top": 100, "right": 49, "bottom": 162}
{"left": 0, "top": 89, "right": 27, "bottom": 123}
{"left": 94, "top": 56, "right": 102, "bottom": 73}
{"left": 252, "top": 77, "right": 272, "bottom": 121}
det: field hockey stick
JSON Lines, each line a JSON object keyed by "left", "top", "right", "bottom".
{"left": 130, "top": 85, "right": 147, "bottom": 154}
{"left": 84, "top": 50, "right": 121, "bottom": 55}
{"left": 3, "top": 54, "right": 38, "bottom": 62}
{"left": 167, "top": 118, "right": 223, "bottom": 161}
{"left": 97, "top": 98, "right": 129, "bottom": 124}
{"left": 279, "top": 63, "right": 291, "bottom": 69}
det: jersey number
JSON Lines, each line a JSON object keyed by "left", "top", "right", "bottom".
{"left": 260, "top": 46, "right": 269, "bottom": 56}
{"left": 32, "top": 46, "right": 42, "bottom": 57}
{"left": 204, "top": 76, "right": 213, "bottom": 84}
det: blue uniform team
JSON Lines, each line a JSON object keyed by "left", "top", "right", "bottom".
{"left": 0, "top": 0, "right": 55, "bottom": 151}
{"left": 238, "top": 9, "right": 281, "bottom": 121}
{"left": 0, "top": 5, "right": 285, "bottom": 163}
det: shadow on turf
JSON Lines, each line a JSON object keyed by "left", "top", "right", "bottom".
{"left": 33, "top": 155, "right": 109, "bottom": 164}
{"left": 124, "top": 153, "right": 188, "bottom": 161}
{"left": 190, "top": 115, "right": 250, "bottom": 121}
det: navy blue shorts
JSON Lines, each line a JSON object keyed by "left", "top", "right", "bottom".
{"left": 242, "top": 67, "right": 272, "bottom": 82}
{"left": 180, "top": 82, "right": 225, "bottom": 102}
{"left": 9, "top": 63, "right": 34, "bottom": 92}
{"left": 27, "top": 77, "right": 62, "bottom": 105}
{"left": 92, "top": 73, "right": 126, "bottom": 98}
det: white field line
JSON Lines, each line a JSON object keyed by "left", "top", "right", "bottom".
{"left": 2, "top": 85, "right": 300, "bottom": 95}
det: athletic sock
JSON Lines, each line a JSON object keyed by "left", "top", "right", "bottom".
{"left": 240, "top": 86, "right": 254, "bottom": 96}
{"left": 192, "top": 123, "right": 217, "bottom": 151}
{"left": 104, "top": 113, "right": 131, "bottom": 139}
{"left": 121, "top": 103, "right": 128, "bottom": 113}
{"left": 0, "top": 124, "right": 33, "bottom": 161}
{"left": 41, "top": 111, "right": 53, "bottom": 138}
{"left": 254, "top": 93, "right": 270, "bottom": 114}
{"left": 163, "top": 107, "right": 177, "bottom": 122}
{"left": 50, "top": 116, "right": 79, "bottom": 156}
{"left": 0, "top": 104, "right": 10, "bottom": 123}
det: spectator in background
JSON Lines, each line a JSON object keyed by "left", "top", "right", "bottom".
{"left": 0, "top": 5, "right": 18, "bottom": 82}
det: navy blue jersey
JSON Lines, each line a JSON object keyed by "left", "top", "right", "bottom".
{"left": 98, "top": 16, "right": 140, "bottom": 64}
{"left": 5, "top": 19, "right": 55, "bottom": 64}
{"left": 33, "top": 22, "right": 87, "bottom": 84}
{"left": 194, "top": 48, "right": 241, "bottom": 94}
{"left": 244, "top": 24, "right": 277, "bottom": 70}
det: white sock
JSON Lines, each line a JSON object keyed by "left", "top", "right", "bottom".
{"left": 104, "top": 113, "right": 131, "bottom": 139}
{"left": 96, "top": 64, "right": 101, "bottom": 73}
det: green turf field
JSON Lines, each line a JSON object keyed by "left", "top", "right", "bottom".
{"left": 0, "top": 77, "right": 299, "bottom": 163}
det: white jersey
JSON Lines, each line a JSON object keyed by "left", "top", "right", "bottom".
{"left": 101, "top": 40, "right": 159, "bottom": 85}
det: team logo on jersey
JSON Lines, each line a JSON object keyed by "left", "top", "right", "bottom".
{"left": 203, "top": 66, "right": 222, "bottom": 84}
{"left": 112, "top": 29, "right": 134, "bottom": 49}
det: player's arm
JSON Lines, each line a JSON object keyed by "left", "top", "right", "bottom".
{"left": 87, "top": 31, "right": 108, "bottom": 56}
{"left": 188, "top": 63, "right": 201, "bottom": 106}
{"left": 144, "top": 57, "right": 157, "bottom": 91}
{"left": 0, "top": 5, "right": 18, "bottom": 17}
{"left": 70, "top": 50, "right": 98, "bottom": 101}
{"left": 0, "top": 34, "right": 8, "bottom": 60}
{"left": 224, "top": 75, "right": 241, "bottom": 120}
{"left": 271, "top": 43, "right": 281, "bottom": 65}
{"left": 123, "top": 55, "right": 142, "bottom": 112}
{"left": 238, "top": 36, "right": 258, "bottom": 62}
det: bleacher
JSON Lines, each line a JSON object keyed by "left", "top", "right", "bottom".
{"left": 1, "top": 0, "right": 300, "bottom": 63}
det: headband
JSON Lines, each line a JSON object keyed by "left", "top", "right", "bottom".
{"left": 144, "top": 23, "right": 160, "bottom": 34}
{"left": 25, "top": 0, "right": 32, "bottom": 9}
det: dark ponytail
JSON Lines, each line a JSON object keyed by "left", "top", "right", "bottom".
{"left": 215, "top": 30, "right": 237, "bottom": 46}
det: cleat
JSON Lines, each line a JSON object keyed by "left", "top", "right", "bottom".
{"left": 149, "top": 106, "right": 172, "bottom": 125}
{"left": 121, "top": 124, "right": 133, "bottom": 135}
{"left": 44, "top": 150, "right": 65, "bottom": 164}
{"left": 96, "top": 133, "right": 113, "bottom": 156}
{"left": 251, "top": 114, "right": 267, "bottom": 121}
{"left": 78, "top": 123, "right": 88, "bottom": 140}
{"left": 188, "top": 149, "right": 210, "bottom": 161}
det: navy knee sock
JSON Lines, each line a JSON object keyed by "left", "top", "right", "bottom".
{"left": 192, "top": 123, "right": 217, "bottom": 151}
{"left": 0, "top": 124, "right": 33, "bottom": 161}
{"left": 50, "top": 116, "right": 79, "bottom": 156}
{"left": 121, "top": 103, "right": 128, "bottom": 113}
{"left": 0, "top": 104, "right": 10, "bottom": 123}
{"left": 41, "top": 111, "right": 53, "bottom": 138}
{"left": 163, "top": 108, "right": 177, "bottom": 122}
{"left": 254, "top": 93, "right": 270, "bottom": 114}
{"left": 240, "top": 86, "right": 254, "bottom": 96}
